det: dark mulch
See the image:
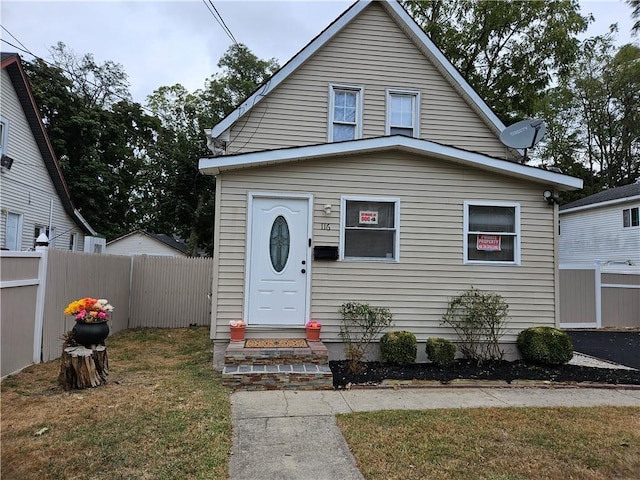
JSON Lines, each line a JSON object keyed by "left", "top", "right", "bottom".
{"left": 329, "top": 359, "right": 640, "bottom": 389}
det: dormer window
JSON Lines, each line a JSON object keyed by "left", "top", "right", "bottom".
{"left": 386, "top": 89, "right": 420, "bottom": 138}
{"left": 328, "top": 84, "right": 363, "bottom": 142}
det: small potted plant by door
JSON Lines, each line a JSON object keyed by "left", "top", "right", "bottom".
{"left": 305, "top": 320, "right": 322, "bottom": 342}
{"left": 229, "top": 320, "right": 246, "bottom": 341}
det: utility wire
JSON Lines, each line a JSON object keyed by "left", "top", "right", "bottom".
{"left": 201, "top": 0, "right": 238, "bottom": 45}
{"left": 1, "top": 25, "right": 33, "bottom": 55}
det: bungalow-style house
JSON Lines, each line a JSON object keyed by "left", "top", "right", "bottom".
{"left": 106, "top": 230, "right": 189, "bottom": 257}
{"left": 559, "top": 182, "right": 640, "bottom": 267}
{"left": 1, "top": 52, "right": 96, "bottom": 250}
{"left": 198, "top": 0, "right": 583, "bottom": 357}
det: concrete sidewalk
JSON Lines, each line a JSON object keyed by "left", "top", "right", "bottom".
{"left": 229, "top": 387, "right": 640, "bottom": 480}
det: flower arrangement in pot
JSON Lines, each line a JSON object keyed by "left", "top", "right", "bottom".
{"left": 305, "top": 320, "right": 322, "bottom": 342}
{"left": 64, "top": 297, "right": 113, "bottom": 348}
{"left": 229, "top": 320, "right": 246, "bottom": 341}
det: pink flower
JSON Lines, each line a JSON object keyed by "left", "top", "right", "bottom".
{"left": 76, "top": 310, "right": 86, "bottom": 320}
{"left": 98, "top": 311, "right": 107, "bottom": 319}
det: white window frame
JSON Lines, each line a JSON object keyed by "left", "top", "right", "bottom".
{"left": 5, "top": 212, "right": 23, "bottom": 250}
{"left": 0, "top": 116, "right": 9, "bottom": 156}
{"left": 386, "top": 89, "right": 420, "bottom": 138}
{"left": 622, "top": 206, "right": 639, "bottom": 228}
{"left": 69, "top": 233, "right": 79, "bottom": 250}
{"left": 328, "top": 84, "right": 363, "bottom": 143}
{"left": 463, "top": 201, "right": 521, "bottom": 265}
{"left": 339, "top": 195, "right": 400, "bottom": 262}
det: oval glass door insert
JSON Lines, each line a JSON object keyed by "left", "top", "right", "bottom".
{"left": 269, "top": 215, "right": 290, "bottom": 272}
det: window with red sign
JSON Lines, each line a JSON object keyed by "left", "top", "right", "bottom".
{"left": 464, "top": 202, "right": 520, "bottom": 264}
{"left": 341, "top": 197, "right": 399, "bottom": 261}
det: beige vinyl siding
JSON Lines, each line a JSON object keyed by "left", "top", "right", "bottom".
{"left": 0, "top": 69, "right": 86, "bottom": 251}
{"left": 211, "top": 151, "right": 555, "bottom": 342}
{"left": 227, "top": 3, "right": 507, "bottom": 158}
{"left": 106, "top": 233, "right": 187, "bottom": 257}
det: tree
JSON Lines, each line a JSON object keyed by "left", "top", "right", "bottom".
{"left": 24, "top": 43, "right": 160, "bottom": 240}
{"left": 628, "top": 0, "right": 640, "bottom": 35}
{"left": 537, "top": 34, "right": 640, "bottom": 201}
{"left": 402, "top": 0, "right": 589, "bottom": 123}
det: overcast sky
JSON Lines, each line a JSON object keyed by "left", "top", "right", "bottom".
{"left": 1, "top": 0, "right": 637, "bottom": 104}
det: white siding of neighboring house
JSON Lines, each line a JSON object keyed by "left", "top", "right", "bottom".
{"left": 560, "top": 200, "right": 640, "bottom": 266}
{"left": 210, "top": 151, "right": 556, "bottom": 343}
{"left": 0, "top": 69, "right": 86, "bottom": 252}
{"left": 106, "top": 233, "right": 186, "bottom": 257}
{"left": 226, "top": 2, "right": 509, "bottom": 159}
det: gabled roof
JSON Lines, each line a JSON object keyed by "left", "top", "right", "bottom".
{"left": 207, "top": 0, "right": 506, "bottom": 142}
{"left": 560, "top": 183, "right": 640, "bottom": 213}
{"left": 199, "top": 135, "right": 582, "bottom": 191}
{"left": 1, "top": 52, "right": 96, "bottom": 236}
{"left": 107, "top": 230, "right": 189, "bottom": 255}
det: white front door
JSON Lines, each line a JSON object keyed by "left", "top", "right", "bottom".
{"left": 246, "top": 195, "right": 311, "bottom": 325}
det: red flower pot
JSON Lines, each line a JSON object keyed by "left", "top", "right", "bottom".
{"left": 306, "top": 327, "right": 321, "bottom": 342}
{"left": 230, "top": 326, "right": 245, "bottom": 341}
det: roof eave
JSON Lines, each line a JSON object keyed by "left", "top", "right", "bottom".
{"left": 561, "top": 194, "right": 640, "bottom": 214}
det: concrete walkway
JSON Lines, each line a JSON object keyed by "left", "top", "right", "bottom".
{"left": 229, "top": 387, "right": 640, "bottom": 480}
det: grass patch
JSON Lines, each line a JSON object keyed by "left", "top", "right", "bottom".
{"left": 1, "top": 327, "right": 231, "bottom": 480}
{"left": 337, "top": 406, "right": 640, "bottom": 480}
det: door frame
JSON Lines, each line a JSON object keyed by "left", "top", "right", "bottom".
{"left": 244, "top": 191, "right": 314, "bottom": 326}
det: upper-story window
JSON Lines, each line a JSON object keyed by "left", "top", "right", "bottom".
{"left": 386, "top": 89, "right": 420, "bottom": 138}
{"left": 623, "top": 207, "right": 639, "bottom": 228}
{"left": 328, "top": 84, "right": 363, "bottom": 142}
{"left": 0, "top": 116, "right": 9, "bottom": 156}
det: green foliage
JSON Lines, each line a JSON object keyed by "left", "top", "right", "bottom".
{"left": 403, "top": 0, "right": 588, "bottom": 123}
{"left": 380, "top": 331, "right": 417, "bottom": 365}
{"left": 339, "top": 302, "right": 393, "bottom": 372}
{"left": 517, "top": 327, "right": 574, "bottom": 365}
{"left": 425, "top": 337, "right": 456, "bottom": 367}
{"left": 441, "top": 287, "right": 509, "bottom": 362}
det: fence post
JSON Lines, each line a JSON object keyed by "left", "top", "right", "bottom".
{"left": 594, "top": 260, "right": 602, "bottom": 328}
{"left": 33, "top": 247, "right": 49, "bottom": 363}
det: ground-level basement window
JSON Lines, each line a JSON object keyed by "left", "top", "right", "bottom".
{"left": 623, "top": 207, "right": 639, "bottom": 228}
{"left": 464, "top": 201, "right": 520, "bottom": 265}
{"left": 340, "top": 196, "right": 400, "bottom": 261}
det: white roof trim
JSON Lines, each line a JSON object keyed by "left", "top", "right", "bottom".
{"left": 209, "top": 0, "right": 506, "bottom": 140}
{"left": 560, "top": 195, "right": 640, "bottom": 215}
{"left": 199, "top": 136, "right": 582, "bottom": 190}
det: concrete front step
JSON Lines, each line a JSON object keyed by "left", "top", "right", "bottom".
{"left": 224, "top": 339, "right": 329, "bottom": 366}
{"left": 222, "top": 363, "right": 334, "bottom": 391}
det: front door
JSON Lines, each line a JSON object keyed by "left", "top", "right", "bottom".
{"left": 246, "top": 195, "right": 311, "bottom": 325}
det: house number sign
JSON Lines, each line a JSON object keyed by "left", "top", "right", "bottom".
{"left": 320, "top": 223, "right": 331, "bottom": 231}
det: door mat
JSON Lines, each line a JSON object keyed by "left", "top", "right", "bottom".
{"left": 245, "top": 339, "right": 308, "bottom": 348}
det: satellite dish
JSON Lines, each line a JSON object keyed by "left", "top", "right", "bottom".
{"left": 500, "top": 119, "right": 546, "bottom": 149}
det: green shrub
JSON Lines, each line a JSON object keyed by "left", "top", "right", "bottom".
{"left": 425, "top": 337, "right": 456, "bottom": 367}
{"left": 339, "top": 302, "right": 393, "bottom": 373}
{"left": 517, "top": 327, "right": 573, "bottom": 365}
{"left": 380, "top": 331, "right": 417, "bottom": 365}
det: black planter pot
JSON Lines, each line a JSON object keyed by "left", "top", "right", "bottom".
{"left": 72, "top": 321, "right": 109, "bottom": 348}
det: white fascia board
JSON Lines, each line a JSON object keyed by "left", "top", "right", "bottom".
{"left": 74, "top": 209, "right": 97, "bottom": 236}
{"left": 560, "top": 195, "right": 640, "bottom": 215}
{"left": 381, "top": 1, "right": 506, "bottom": 134}
{"left": 210, "top": 0, "right": 370, "bottom": 139}
{"left": 199, "top": 136, "right": 582, "bottom": 190}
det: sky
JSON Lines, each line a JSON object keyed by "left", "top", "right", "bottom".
{"left": 1, "top": 0, "right": 637, "bottom": 105}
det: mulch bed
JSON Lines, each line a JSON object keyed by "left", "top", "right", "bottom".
{"left": 329, "top": 359, "right": 640, "bottom": 389}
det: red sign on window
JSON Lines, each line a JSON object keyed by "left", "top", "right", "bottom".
{"left": 477, "top": 234, "right": 501, "bottom": 251}
{"left": 359, "top": 211, "right": 378, "bottom": 224}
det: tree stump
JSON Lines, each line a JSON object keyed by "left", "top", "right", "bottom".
{"left": 58, "top": 345, "right": 109, "bottom": 390}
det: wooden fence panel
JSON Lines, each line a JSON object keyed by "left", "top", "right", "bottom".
{"left": 42, "top": 250, "right": 132, "bottom": 362}
{"left": 559, "top": 269, "right": 596, "bottom": 326}
{"left": 129, "top": 255, "right": 213, "bottom": 328}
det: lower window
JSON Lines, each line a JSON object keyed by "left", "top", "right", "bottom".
{"left": 341, "top": 196, "right": 400, "bottom": 261}
{"left": 464, "top": 202, "right": 520, "bottom": 264}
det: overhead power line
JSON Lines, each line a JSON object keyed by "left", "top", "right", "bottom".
{"left": 202, "top": 0, "right": 238, "bottom": 45}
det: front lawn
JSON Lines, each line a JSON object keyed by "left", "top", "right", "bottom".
{"left": 337, "top": 407, "right": 640, "bottom": 480}
{"left": 1, "top": 327, "right": 231, "bottom": 480}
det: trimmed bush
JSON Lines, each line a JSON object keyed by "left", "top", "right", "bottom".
{"left": 517, "top": 327, "right": 574, "bottom": 365}
{"left": 425, "top": 337, "right": 456, "bottom": 367}
{"left": 380, "top": 331, "right": 417, "bottom": 365}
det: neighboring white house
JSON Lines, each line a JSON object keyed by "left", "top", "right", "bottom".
{"left": 559, "top": 183, "right": 640, "bottom": 267}
{"left": 199, "top": 0, "right": 582, "bottom": 346}
{"left": 0, "top": 52, "right": 96, "bottom": 251}
{"left": 106, "top": 230, "right": 189, "bottom": 257}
